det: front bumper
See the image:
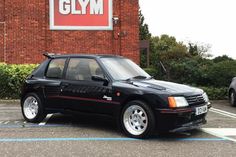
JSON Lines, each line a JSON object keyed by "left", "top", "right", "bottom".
{"left": 155, "top": 103, "right": 211, "bottom": 132}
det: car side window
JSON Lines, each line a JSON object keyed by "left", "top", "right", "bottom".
{"left": 46, "top": 58, "right": 66, "bottom": 79}
{"left": 66, "top": 58, "right": 104, "bottom": 81}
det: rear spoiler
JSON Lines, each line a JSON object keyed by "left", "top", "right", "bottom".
{"left": 43, "top": 53, "right": 56, "bottom": 59}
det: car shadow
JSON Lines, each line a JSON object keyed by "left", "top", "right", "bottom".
{"left": 47, "top": 113, "right": 203, "bottom": 140}
{"left": 48, "top": 113, "right": 122, "bottom": 135}
{"left": 153, "top": 129, "right": 203, "bottom": 140}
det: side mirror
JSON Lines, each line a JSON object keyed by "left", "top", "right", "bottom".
{"left": 91, "top": 75, "right": 109, "bottom": 86}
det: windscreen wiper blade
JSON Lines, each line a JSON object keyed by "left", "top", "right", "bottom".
{"left": 125, "top": 75, "right": 147, "bottom": 81}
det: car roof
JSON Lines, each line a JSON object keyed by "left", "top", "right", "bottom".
{"left": 46, "top": 54, "right": 124, "bottom": 59}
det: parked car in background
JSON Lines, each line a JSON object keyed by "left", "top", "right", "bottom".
{"left": 21, "top": 54, "right": 211, "bottom": 138}
{"left": 229, "top": 77, "right": 236, "bottom": 106}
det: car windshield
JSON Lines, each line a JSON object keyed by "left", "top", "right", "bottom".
{"left": 100, "top": 57, "right": 151, "bottom": 81}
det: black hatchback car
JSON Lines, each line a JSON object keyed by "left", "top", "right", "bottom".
{"left": 21, "top": 54, "right": 211, "bottom": 138}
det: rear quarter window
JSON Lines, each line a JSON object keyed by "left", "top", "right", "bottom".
{"left": 46, "top": 58, "right": 66, "bottom": 79}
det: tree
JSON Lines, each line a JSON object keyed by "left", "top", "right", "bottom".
{"left": 139, "top": 10, "right": 151, "bottom": 40}
{"left": 139, "top": 10, "right": 152, "bottom": 67}
{"left": 149, "top": 35, "right": 190, "bottom": 80}
{"left": 150, "top": 35, "right": 189, "bottom": 65}
{"left": 205, "top": 60, "right": 236, "bottom": 87}
{"left": 213, "top": 55, "right": 233, "bottom": 63}
{"left": 188, "top": 43, "right": 212, "bottom": 58}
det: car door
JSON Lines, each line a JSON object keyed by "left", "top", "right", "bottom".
{"left": 60, "top": 57, "right": 115, "bottom": 114}
{"left": 43, "top": 58, "right": 67, "bottom": 110}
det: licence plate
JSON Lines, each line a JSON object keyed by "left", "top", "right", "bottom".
{"left": 195, "top": 105, "right": 208, "bottom": 115}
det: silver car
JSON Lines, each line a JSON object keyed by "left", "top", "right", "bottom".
{"left": 229, "top": 77, "right": 236, "bottom": 106}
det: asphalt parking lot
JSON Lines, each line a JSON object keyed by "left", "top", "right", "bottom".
{"left": 0, "top": 100, "right": 236, "bottom": 157}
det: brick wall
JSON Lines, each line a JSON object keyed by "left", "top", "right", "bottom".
{"left": 0, "top": 24, "right": 4, "bottom": 62}
{"left": 4, "top": 0, "right": 139, "bottom": 64}
{"left": 120, "top": 0, "right": 140, "bottom": 64}
{"left": 0, "top": 0, "right": 4, "bottom": 22}
{"left": 5, "top": 0, "right": 47, "bottom": 63}
{"left": 0, "top": 0, "right": 4, "bottom": 62}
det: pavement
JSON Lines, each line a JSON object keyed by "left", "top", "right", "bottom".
{"left": 0, "top": 100, "right": 236, "bottom": 157}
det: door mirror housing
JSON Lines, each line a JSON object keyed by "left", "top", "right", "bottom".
{"left": 91, "top": 75, "right": 109, "bottom": 86}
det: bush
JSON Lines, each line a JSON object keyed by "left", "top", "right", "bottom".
{"left": 200, "top": 86, "right": 228, "bottom": 100}
{"left": 162, "top": 58, "right": 236, "bottom": 88}
{"left": 144, "top": 68, "right": 158, "bottom": 78}
{"left": 204, "top": 61, "right": 236, "bottom": 87}
{"left": 0, "top": 63, "right": 38, "bottom": 99}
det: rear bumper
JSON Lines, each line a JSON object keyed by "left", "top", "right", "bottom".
{"left": 155, "top": 103, "right": 211, "bottom": 132}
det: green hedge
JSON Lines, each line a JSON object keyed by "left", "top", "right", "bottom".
{"left": 144, "top": 68, "right": 158, "bottom": 78}
{"left": 200, "top": 86, "right": 228, "bottom": 100}
{"left": 0, "top": 63, "right": 38, "bottom": 99}
{"left": 144, "top": 68, "right": 228, "bottom": 100}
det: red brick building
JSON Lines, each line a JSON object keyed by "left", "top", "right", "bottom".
{"left": 0, "top": 0, "right": 139, "bottom": 64}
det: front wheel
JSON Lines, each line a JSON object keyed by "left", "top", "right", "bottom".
{"left": 21, "top": 93, "right": 46, "bottom": 123}
{"left": 121, "top": 100, "right": 156, "bottom": 138}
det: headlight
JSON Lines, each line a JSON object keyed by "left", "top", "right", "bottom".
{"left": 168, "top": 97, "right": 189, "bottom": 108}
{"left": 202, "top": 93, "right": 209, "bottom": 102}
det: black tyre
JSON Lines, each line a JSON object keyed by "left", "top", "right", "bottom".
{"left": 120, "top": 100, "right": 155, "bottom": 138}
{"left": 229, "top": 89, "right": 236, "bottom": 107}
{"left": 21, "top": 93, "right": 46, "bottom": 123}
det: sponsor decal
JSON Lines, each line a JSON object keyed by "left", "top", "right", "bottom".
{"left": 103, "top": 95, "right": 112, "bottom": 101}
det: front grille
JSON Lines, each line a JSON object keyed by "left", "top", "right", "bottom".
{"left": 185, "top": 94, "right": 206, "bottom": 106}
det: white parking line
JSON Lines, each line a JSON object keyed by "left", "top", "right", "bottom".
{"left": 201, "top": 128, "right": 236, "bottom": 143}
{"left": 202, "top": 128, "right": 236, "bottom": 136}
{"left": 3, "top": 121, "right": 10, "bottom": 124}
{"left": 204, "top": 107, "right": 236, "bottom": 142}
{"left": 39, "top": 114, "right": 53, "bottom": 126}
{"left": 210, "top": 108, "right": 236, "bottom": 119}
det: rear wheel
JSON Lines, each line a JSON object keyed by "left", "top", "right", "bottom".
{"left": 229, "top": 89, "right": 236, "bottom": 107}
{"left": 21, "top": 93, "right": 46, "bottom": 123}
{"left": 121, "top": 100, "right": 155, "bottom": 138}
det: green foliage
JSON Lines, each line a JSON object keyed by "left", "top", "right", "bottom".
{"left": 139, "top": 10, "right": 151, "bottom": 40}
{"left": 157, "top": 57, "right": 236, "bottom": 87}
{"left": 0, "top": 63, "right": 38, "bottom": 99}
{"left": 200, "top": 87, "right": 228, "bottom": 100}
{"left": 213, "top": 55, "right": 233, "bottom": 63}
{"left": 139, "top": 10, "right": 152, "bottom": 68}
{"left": 188, "top": 43, "right": 212, "bottom": 58}
{"left": 145, "top": 34, "right": 235, "bottom": 100}
{"left": 150, "top": 35, "right": 190, "bottom": 66}
{"left": 165, "top": 57, "right": 211, "bottom": 85}
{"left": 144, "top": 68, "right": 158, "bottom": 78}
{"left": 203, "top": 60, "right": 236, "bottom": 87}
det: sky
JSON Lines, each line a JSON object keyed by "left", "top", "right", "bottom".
{"left": 139, "top": 0, "right": 236, "bottom": 59}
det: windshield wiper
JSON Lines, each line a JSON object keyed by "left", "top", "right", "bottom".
{"left": 125, "top": 75, "right": 148, "bottom": 81}
{"left": 147, "top": 76, "right": 154, "bottom": 80}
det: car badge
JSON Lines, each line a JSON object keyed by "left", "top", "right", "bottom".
{"left": 103, "top": 95, "right": 112, "bottom": 101}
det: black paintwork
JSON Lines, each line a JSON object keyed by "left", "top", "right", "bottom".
{"left": 21, "top": 54, "right": 210, "bottom": 131}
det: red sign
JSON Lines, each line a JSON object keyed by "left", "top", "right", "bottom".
{"left": 50, "top": 0, "right": 113, "bottom": 30}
